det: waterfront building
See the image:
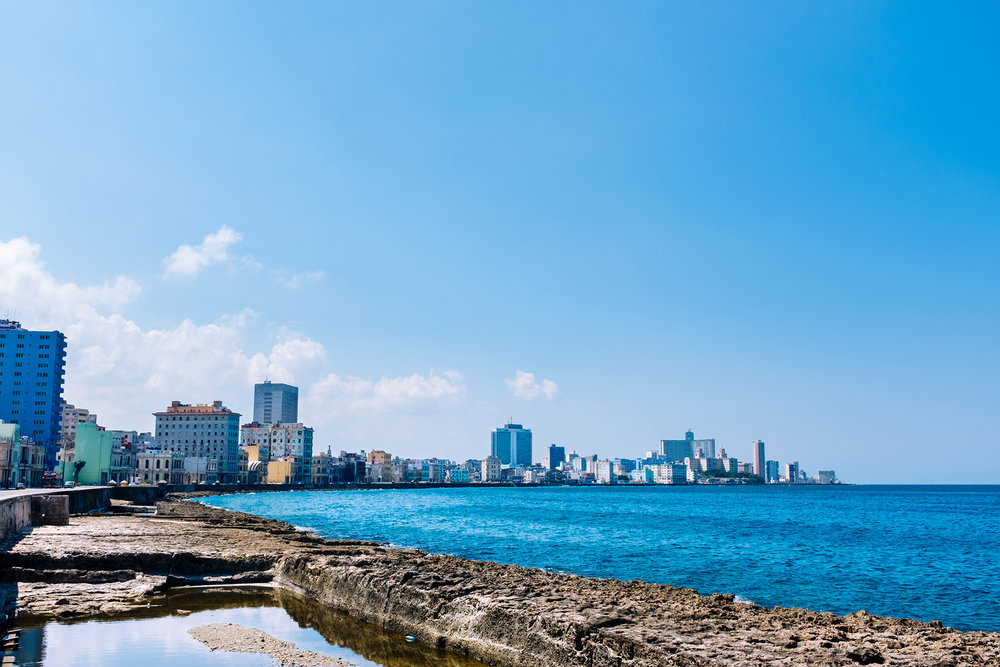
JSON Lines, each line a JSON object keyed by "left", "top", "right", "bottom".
{"left": 239, "top": 421, "right": 313, "bottom": 484}
{"left": 491, "top": 423, "right": 532, "bottom": 466}
{"left": 594, "top": 459, "right": 617, "bottom": 484}
{"left": 60, "top": 422, "right": 136, "bottom": 486}
{"left": 59, "top": 402, "right": 97, "bottom": 447}
{"left": 265, "top": 456, "right": 296, "bottom": 484}
{"left": 182, "top": 456, "right": 218, "bottom": 484}
{"left": 818, "top": 470, "right": 837, "bottom": 484}
{"left": 252, "top": 380, "right": 298, "bottom": 425}
{"left": 481, "top": 455, "right": 501, "bottom": 482}
{"left": 784, "top": 461, "right": 799, "bottom": 484}
{"left": 312, "top": 452, "right": 333, "bottom": 485}
{"left": 0, "top": 421, "right": 19, "bottom": 488}
{"left": 365, "top": 460, "right": 393, "bottom": 483}
{"left": 331, "top": 451, "right": 366, "bottom": 483}
{"left": 420, "top": 459, "right": 445, "bottom": 483}
{"left": 0, "top": 420, "right": 44, "bottom": 487}
{"left": 630, "top": 467, "right": 654, "bottom": 483}
{"left": 765, "top": 460, "right": 780, "bottom": 484}
{"left": 366, "top": 449, "right": 393, "bottom": 481}
{"left": 136, "top": 450, "right": 185, "bottom": 485}
{"left": 660, "top": 430, "right": 716, "bottom": 462}
{"left": 447, "top": 468, "right": 470, "bottom": 483}
{"left": 522, "top": 467, "right": 545, "bottom": 484}
{"left": 737, "top": 462, "right": 755, "bottom": 475}
{"left": 0, "top": 319, "right": 67, "bottom": 470}
{"left": 547, "top": 444, "right": 566, "bottom": 470}
{"left": 154, "top": 400, "right": 241, "bottom": 483}
{"left": 752, "top": 440, "right": 765, "bottom": 478}
{"left": 651, "top": 463, "right": 688, "bottom": 485}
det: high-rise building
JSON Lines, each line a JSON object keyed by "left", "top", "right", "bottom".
{"left": 765, "top": 460, "right": 780, "bottom": 484}
{"left": 784, "top": 461, "right": 799, "bottom": 484}
{"left": 547, "top": 444, "right": 566, "bottom": 470}
{"left": 154, "top": 400, "right": 241, "bottom": 483}
{"left": 491, "top": 423, "right": 532, "bottom": 466}
{"left": 0, "top": 320, "right": 67, "bottom": 469}
{"left": 253, "top": 381, "right": 298, "bottom": 425}
{"left": 752, "top": 440, "right": 766, "bottom": 478}
{"left": 660, "top": 430, "right": 716, "bottom": 462}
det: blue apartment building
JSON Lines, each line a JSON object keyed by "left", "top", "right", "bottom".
{"left": 0, "top": 320, "right": 67, "bottom": 470}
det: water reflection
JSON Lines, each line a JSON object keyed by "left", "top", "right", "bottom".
{"left": 13, "top": 586, "right": 485, "bottom": 667}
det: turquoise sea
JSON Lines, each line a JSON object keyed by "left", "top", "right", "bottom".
{"left": 201, "top": 485, "right": 1000, "bottom": 633}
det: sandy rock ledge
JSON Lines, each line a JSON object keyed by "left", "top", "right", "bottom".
{"left": 188, "top": 622, "right": 352, "bottom": 666}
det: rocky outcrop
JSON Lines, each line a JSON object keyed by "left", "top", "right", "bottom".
{"left": 2, "top": 500, "right": 999, "bottom": 666}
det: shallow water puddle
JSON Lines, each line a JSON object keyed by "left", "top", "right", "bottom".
{"left": 10, "top": 587, "right": 485, "bottom": 667}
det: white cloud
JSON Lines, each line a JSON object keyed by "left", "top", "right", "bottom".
{"left": 0, "top": 236, "right": 465, "bottom": 440}
{"left": 279, "top": 270, "right": 325, "bottom": 289}
{"left": 307, "top": 369, "right": 466, "bottom": 417}
{"left": 162, "top": 225, "right": 242, "bottom": 277}
{"left": 506, "top": 370, "right": 558, "bottom": 400}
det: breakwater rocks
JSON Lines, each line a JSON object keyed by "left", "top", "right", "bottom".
{"left": 2, "top": 500, "right": 999, "bottom": 666}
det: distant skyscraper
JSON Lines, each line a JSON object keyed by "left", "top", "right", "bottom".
{"left": 0, "top": 320, "right": 67, "bottom": 469}
{"left": 253, "top": 381, "right": 298, "bottom": 425}
{"left": 491, "top": 423, "right": 532, "bottom": 466}
{"left": 547, "top": 444, "right": 566, "bottom": 470}
{"left": 660, "top": 430, "right": 716, "bottom": 461}
{"left": 784, "top": 461, "right": 799, "bottom": 484}
{"left": 752, "top": 440, "right": 766, "bottom": 478}
{"left": 765, "top": 460, "right": 780, "bottom": 484}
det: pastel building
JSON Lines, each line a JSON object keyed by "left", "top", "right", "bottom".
{"left": 137, "top": 450, "right": 185, "bottom": 485}
{"left": 481, "top": 455, "right": 501, "bottom": 482}
{"left": 0, "top": 320, "right": 67, "bottom": 469}
{"left": 239, "top": 421, "right": 313, "bottom": 484}
{"left": 60, "top": 422, "right": 136, "bottom": 486}
{"left": 154, "top": 400, "right": 241, "bottom": 483}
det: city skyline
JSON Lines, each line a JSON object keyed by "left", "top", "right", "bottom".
{"left": 2, "top": 3, "right": 998, "bottom": 483}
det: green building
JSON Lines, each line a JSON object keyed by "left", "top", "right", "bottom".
{"left": 61, "top": 422, "right": 135, "bottom": 486}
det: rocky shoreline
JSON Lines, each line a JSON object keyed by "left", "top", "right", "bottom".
{"left": 1, "top": 498, "right": 998, "bottom": 666}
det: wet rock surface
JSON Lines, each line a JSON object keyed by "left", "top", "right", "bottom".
{"left": 2, "top": 499, "right": 999, "bottom": 666}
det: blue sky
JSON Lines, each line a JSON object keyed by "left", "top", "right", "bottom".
{"left": 1, "top": 2, "right": 998, "bottom": 482}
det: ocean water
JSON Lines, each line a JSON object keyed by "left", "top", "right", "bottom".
{"left": 201, "top": 485, "right": 1000, "bottom": 633}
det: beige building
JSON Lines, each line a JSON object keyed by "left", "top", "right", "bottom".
{"left": 59, "top": 402, "right": 98, "bottom": 445}
{"left": 154, "top": 401, "right": 241, "bottom": 483}
{"left": 137, "top": 450, "right": 185, "bottom": 484}
{"left": 481, "top": 455, "right": 501, "bottom": 482}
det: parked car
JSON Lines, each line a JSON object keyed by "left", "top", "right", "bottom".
{"left": 63, "top": 481, "right": 76, "bottom": 488}
{"left": 15, "top": 482, "right": 25, "bottom": 490}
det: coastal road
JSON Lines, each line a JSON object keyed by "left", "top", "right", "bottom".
{"left": 0, "top": 486, "right": 102, "bottom": 501}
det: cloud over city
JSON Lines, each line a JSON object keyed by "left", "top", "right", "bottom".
{"left": 0, "top": 236, "right": 466, "bottom": 442}
{"left": 506, "top": 370, "right": 558, "bottom": 400}
{"left": 162, "top": 225, "right": 243, "bottom": 277}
